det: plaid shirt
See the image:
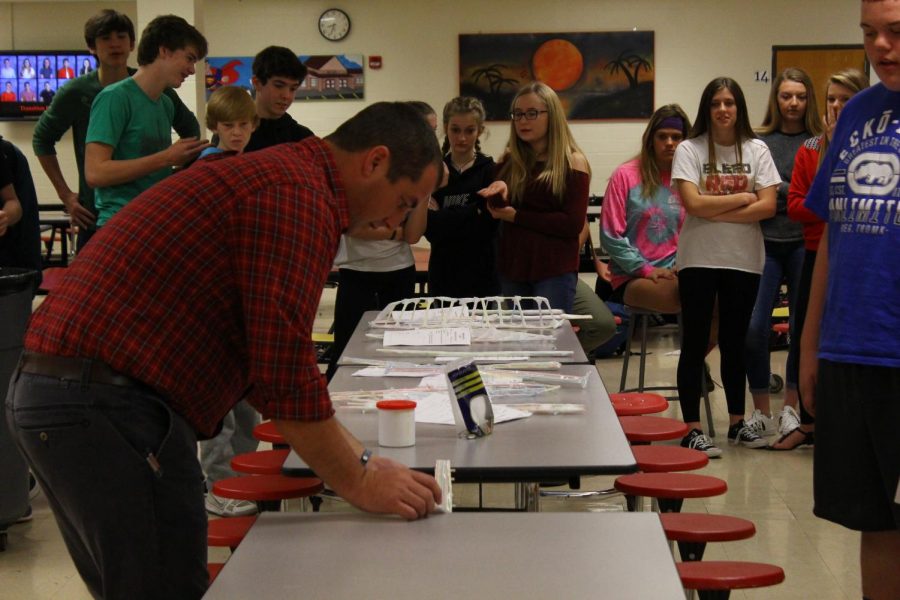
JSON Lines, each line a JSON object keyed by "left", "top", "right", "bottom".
{"left": 26, "top": 137, "right": 347, "bottom": 436}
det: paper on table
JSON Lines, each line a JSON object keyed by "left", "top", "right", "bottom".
{"left": 386, "top": 390, "right": 531, "bottom": 425}
{"left": 383, "top": 327, "right": 471, "bottom": 347}
{"left": 352, "top": 366, "right": 445, "bottom": 378}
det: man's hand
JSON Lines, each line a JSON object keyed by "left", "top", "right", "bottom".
{"left": 352, "top": 456, "right": 442, "bottom": 520}
{"left": 163, "top": 137, "right": 210, "bottom": 167}
{"left": 61, "top": 191, "right": 96, "bottom": 229}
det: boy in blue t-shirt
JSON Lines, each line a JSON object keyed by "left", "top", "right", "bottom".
{"left": 84, "top": 14, "right": 209, "bottom": 226}
{"left": 800, "top": 1, "right": 900, "bottom": 597}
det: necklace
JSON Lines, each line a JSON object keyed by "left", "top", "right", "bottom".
{"left": 451, "top": 154, "right": 475, "bottom": 172}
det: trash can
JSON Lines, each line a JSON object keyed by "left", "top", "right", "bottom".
{"left": 0, "top": 267, "right": 38, "bottom": 550}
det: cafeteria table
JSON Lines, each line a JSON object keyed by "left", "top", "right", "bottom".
{"left": 283, "top": 364, "right": 636, "bottom": 510}
{"left": 337, "top": 309, "right": 589, "bottom": 366}
{"left": 203, "top": 511, "right": 684, "bottom": 599}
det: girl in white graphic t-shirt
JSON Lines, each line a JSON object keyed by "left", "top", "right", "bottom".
{"left": 671, "top": 77, "right": 780, "bottom": 458}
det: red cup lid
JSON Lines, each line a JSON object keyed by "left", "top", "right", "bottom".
{"left": 376, "top": 400, "right": 417, "bottom": 411}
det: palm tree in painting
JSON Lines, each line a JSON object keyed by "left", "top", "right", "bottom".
{"left": 604, "top": 50, "right": 652, "bottom": 89}
{"left": 470, "top": 64, "right": 518, "bottom": 96}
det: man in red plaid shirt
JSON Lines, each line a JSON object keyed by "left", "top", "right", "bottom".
{"left": 7, "top": 102, "right": 442, "bottom": 599}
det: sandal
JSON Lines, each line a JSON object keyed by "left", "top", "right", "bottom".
{"left": 768, "top": 427, "right": 814, "bottom": 451}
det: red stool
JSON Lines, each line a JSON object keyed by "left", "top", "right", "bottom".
{"left": 231, "top": 449, "right": 290, "bottom": 475}
{"left": 213, "top": 474, "right": 323, "bottom": 513}
{"left": 253, "top": 421, "right": 287, "bottom": 448}
{"left": 614, "top": 472, "right": 727, "bottom": 513}
{"left": 609, "top": 392, "right": 668, "bottom": 416}
{"left": 676, "top": 561, "right": 784, "bottom": 599}
{"left": 37, "top": 266, "right": 67, "bottom": 295}
{"left": 207, "top": 515, "right": 257, "bottom": 550}
{"left": 619, "top": 415, "right": 688, "bottom": 443}
{"left": 208, "top": 562, "right": 225, "bottom": 584}
{"left": 631, "top": 445, "right": 709, "bottom": 473}
{"left": 659, "top": 512, "right": 755, "bottom": 561}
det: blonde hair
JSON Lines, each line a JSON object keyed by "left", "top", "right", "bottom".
{"left": 441, "top": 96, "right": 486, "bottom": 155}
{"left": 819, "top": 68, "right": 870, "bottom": 166}
{"left": 758, "top": 67, "right": 823, "bottom": 136}
{"left": 205, "top": 86, "right": 258, "bottom": 131}
{"left": 498, "top": 81, "right": 589, "bottom": 205}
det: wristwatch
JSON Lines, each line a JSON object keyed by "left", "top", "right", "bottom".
{"left": 360, "top": 448, "right": 373, "bottom": 467}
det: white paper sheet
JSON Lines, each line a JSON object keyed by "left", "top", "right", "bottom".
{"left": 379, "top": 390, "right": 531, "bottom": 425}
{"left": 382, "top": 327, "right": 471, "bottom": 347}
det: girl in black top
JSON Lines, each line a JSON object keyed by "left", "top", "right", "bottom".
{"left": 425, "top": 96, "right": 498, "bottom": 297}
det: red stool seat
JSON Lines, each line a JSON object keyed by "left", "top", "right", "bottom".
{"left": 615, "top": 472, "right": 727, "bottom": 513}
{"left": 231, "top": 449, "right": 290, "bottom": 475}
{"left": 677, "top": 561, "right": 785, "bottom": 591}
{"left": 619, "top": 416, "right": 688, "bottom": 442}
{"left": 609, "top": 392, "right": 668, "bottom": 416}
{"left": 207, "top": 515, "right": 257, "bottom": 548}
{"left": 631, "top": 445, "right": 709, "bottom": 473}
{"left": 772, "top": 322, "right": 789, "bottom": 334}
{"left": 213, "top": 474, "right": 323, "bottom": 502}
{"left": 208, "top": 562, "right": 225, "bottom": 584}
{"left": 615, "top": 472, "right": 727, "bottom": 499}
{"left": 253, "top": 421, "right": 286, "bottom": 445}
{"left": 659, "top": 513, "right": 756, "bottom": 543}
{"left": 38, "top": 267, "right": 67, "bottom": 294}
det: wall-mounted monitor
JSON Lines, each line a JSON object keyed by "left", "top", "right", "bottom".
{"left": 0, "top": 50, "right": 97, "bottom": 121}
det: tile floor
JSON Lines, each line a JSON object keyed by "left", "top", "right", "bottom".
{"left": 3, "top": 286, "right": 861, "bottom": 599}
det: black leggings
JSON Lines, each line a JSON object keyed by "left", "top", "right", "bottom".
{"left": 326, "top": 266, "right": 416, "bottom": 380}
{"left": 790, "top": 250, "right": 816, "bottom": 425}
{"left": 677, "top": 267, "right": 760, "bottom": 423}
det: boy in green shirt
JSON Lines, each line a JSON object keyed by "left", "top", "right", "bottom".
{"left": 32, "top": 10, "right": 200, "bottom": 249}
{"left": 85, "top": 14, "right": 208, "bottom": 227}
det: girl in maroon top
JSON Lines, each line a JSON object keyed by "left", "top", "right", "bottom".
{"left": 480, "top": 81, "right": 591, "bottom": 312}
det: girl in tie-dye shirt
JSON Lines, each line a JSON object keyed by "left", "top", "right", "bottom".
{"left": 600, "top": 104, "right": 690, "bottom": 314}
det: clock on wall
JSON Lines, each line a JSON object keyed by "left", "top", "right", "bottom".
{"left": 318, "top": 8, "right": 350, "bottom": 42}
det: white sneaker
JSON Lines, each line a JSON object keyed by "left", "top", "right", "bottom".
{"left": 745, "top": 409, "right": 777, "bottom": 438}
{"left": 777, "top": 405, "right": 801, "bottom": 436}
{"left": 205, "top": 492, "right": 258, "bottom": 518}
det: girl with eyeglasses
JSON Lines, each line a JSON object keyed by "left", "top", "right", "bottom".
{"left": 742, "top": 68, "right": 823, "bottom": 443}
{"left": 479, "top": 81, "right": 590, "bottom": 313}
{"left": 779, "top": 68, "right": 870, "bottom": 451}
{"left": 424, "top": 96, "right": 498, "bottom": 298}
{"left": 672, "top": 77, "right": 780, "bottom": 457}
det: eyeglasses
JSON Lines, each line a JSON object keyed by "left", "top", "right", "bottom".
{"left": 510, "top": 109, "right": 548, "bottom": 121}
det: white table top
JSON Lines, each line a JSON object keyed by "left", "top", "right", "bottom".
{"left": 204, "top": 512, "right": 684, "bottom": 600}
{"left": 284, "top": 364, "right": 636, "bottom": 482}
{"left": 337, "top": 310, "right": 589, "bottom": 366}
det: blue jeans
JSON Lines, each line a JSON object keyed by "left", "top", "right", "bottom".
{"left": 6, "top": 367, "right": 208, "bottom": 600}
{"left": 499, "top": 272, "right": 577, "bottom": 314}
{"left": 745, "top": 240, "right": 804, "bottom": 393}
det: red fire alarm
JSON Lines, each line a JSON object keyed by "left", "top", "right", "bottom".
{"left": 369, "top": 55, "right": 382, "bottom": 69}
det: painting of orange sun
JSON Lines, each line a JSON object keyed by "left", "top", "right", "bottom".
{"left": 532, "top": 39, "right": 584, "bottom": 91}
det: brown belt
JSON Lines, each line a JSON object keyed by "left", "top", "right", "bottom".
{"left": 19, "top": 351, "right": 138, "bottom": 388}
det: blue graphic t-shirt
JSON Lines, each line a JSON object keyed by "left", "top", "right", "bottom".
{"left": 805, "top": 83, "right": 900, "bottom": 367}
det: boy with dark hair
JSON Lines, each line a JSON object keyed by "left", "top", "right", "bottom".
{"left": 84, "top": 15, "right": 209, "bottom": 226}
{"left": 10, "top": 101, "right": 442, "bottom": 598}
{"left": 33, "top": 9, "right": 200, "bottom": 250}
{"left": 245, "top": 45, "right": 313, "bottom": 151}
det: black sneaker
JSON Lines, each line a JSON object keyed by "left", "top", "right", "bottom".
{"left": 727, "top": 419, "right": 767, "bottom": 448}
{"left": 681, "top": 428, "right": 723, "bottom": 458}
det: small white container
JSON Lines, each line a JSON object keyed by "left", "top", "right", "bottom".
{"left": 376, "top": 399, "right": 417, "bottom": 447}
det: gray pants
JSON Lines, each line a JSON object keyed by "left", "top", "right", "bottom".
{"left": 6, "top": 369, "right": 208, "bottom": 600}
{"left": 199, "top": 400, "right": 259, "bottom": 485}
{"left": 572, "top": 277, "right": 617, "bottom": 355}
